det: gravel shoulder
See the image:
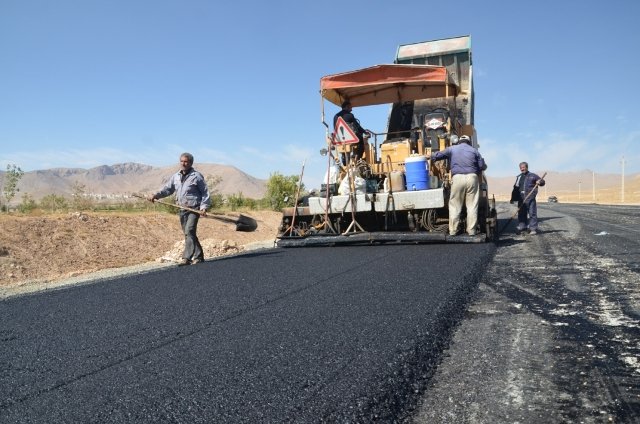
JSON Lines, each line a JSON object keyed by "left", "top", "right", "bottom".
{"left": 0, "top": 210, "right": 281, "bottom": 299}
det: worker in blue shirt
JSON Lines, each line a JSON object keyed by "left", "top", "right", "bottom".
{"left": 428, "top": 135, "right": 487, "bottom": 236}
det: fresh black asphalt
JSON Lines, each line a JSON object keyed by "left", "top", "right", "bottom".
{"left": 1, "top": 242, "right": 495, "bottom": 422}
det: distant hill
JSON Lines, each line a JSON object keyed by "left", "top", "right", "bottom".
{"left": 0, "top": 162, "right": 267, "bottom": 205}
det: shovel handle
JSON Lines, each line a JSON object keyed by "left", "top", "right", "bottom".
{"left": 132, "top": 194, "right": 257, "bottom": 232}
{"left": 132, "top": 194, "right": 206, "bottom": 215}
{"left": 155, "top": 198, "right": 204, "bottom": 215}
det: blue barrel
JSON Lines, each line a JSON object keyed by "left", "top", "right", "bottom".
{"left": 405, "top": 155, "right": 429, "bottom": 191}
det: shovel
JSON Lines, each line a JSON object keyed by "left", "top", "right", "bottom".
{"left": 132, "top": 194, "right": 258, "bottom": 232}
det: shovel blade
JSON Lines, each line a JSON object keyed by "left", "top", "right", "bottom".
{"left": 235, "top": 214, "right": 257, "bottom": 232}
{"left": 207, "top": 214, "right": 258, "bottom": 232}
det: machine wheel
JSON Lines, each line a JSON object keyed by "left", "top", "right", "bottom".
{"left": 486, "top": 208, "right": 498, "bottom": 241}
{"left": 478, "top": 197, "right": 488, "bottom": 234}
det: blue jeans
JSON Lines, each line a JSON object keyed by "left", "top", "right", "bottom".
{"left": 179, "top": 210, "right": 203, "bottom": 261}
{"left": 518, "top": 198, "right": 538, "bottom": 230}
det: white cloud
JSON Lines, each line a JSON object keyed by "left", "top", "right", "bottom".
{"left": 480, "top": 129, "right": 639, "bottom": 177}
{"left": 475, "top": 66, "right": 487, "bottom": 77}
{"left": 1, "top": 147, "right": 140, "bottom": 171}
{"left": 490, "top": 92, "right": 508, "bottom": 108}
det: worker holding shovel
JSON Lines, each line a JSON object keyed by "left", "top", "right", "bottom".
{"left": 148, "top": 152, "right": 211, "bottom": 265}
{"left": 511, "top": 162, "right": 546, "bottom": 235}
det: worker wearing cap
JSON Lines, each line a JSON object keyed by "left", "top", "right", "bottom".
{"left": 148, "top": 152, "right": 211, "bottom": 265}
{"left": 513, "top": 162, "right": 545, "bottom": 235}
{"left": 427, "top": 135, "right": 487, "bottom": 236}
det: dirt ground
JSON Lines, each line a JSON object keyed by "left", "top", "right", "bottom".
{"left": 0, "top": 210, "right": 282, "bottom": 292}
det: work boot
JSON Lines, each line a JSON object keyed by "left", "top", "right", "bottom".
{"left": 191, "top": 258, "right": 204, "bottom": 265}
{"left": 177, "top": 258, "right": 191, "bottom": 266}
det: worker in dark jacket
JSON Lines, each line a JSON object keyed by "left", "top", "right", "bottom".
{"left": 428, "top": 135, "right": 487, "bottom": 236}
{"left": 333, "top": 100, "right": 369, "bottom": 162}
{"left": 512, "top": 161, "right": 545, "bottom": 235}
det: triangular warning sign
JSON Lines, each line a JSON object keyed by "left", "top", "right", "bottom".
{"left": 333, "top": 116, "right": 359, "bottom": 145}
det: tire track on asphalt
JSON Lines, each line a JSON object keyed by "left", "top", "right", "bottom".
{"left": 495, "top": 211, "right": 640, "bottom": 420}
{"left": 410, "top": 205, "right": 640, "bottom": 423}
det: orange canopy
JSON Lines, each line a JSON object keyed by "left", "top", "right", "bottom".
{"left": 320, "top": 64, "right": 459, "bottom": 107}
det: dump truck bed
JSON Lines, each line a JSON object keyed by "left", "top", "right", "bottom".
{"left": 394, "top": 35, "right": 473, "bottom": 126}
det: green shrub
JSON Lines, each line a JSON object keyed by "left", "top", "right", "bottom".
{"left": 71, "top": 181, "right": 95, "bottom": 211}
{"left": 265, "top": 172, "right": 304, "bottom": 211}
{"left": 40, "top": 194, "right": 68, "bottom": 213}
{"left": 18, "top": 193, "right": 37, "bottom": 213}
{"left": 2, "top": 164, "right": 24, "bottom": 212}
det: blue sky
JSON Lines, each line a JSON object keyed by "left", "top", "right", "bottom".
{"left": 1, "top": 0, "right": 638, "bottom": 189}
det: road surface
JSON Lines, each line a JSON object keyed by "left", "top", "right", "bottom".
{"left": 1, "top": 203, "right": 639, "bottom": 422}
{"left": 2, "top": 240, "right": 494, "bottom": 422}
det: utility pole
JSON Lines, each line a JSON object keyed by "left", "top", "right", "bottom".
{"left": 592, "top": 171, "right": 596, "bottom": 201}
{"left": 578, "top": 181, "right": 582, "bottom": 202}
{"left": 621, "top": 156, "right": 625, "bottom": 203}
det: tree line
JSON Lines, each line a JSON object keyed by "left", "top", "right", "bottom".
{"left": 0, "top": 164, "right": 304, "bottom": 214}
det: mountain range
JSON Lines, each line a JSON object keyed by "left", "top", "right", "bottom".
{"left": 1, "top": 163, "right": 638, "bottom": 205}
{"left": 0, "top": 163, "right": 267, "bottom": 205}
